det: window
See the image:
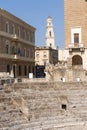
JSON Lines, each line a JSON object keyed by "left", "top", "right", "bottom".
{"left": 12, "top": 46, "right": 16, "bottom": 54}
{"left": 31, "top": 49, "right": 34, "bottom": 58}
{"left": 18, "top": 48, "right": 22, "bottom": 56}
{"left": 7, "top": 64, "right": 10, "bottom": 73}
{"left": 31, "top": 32, "right": 34, "bottom": 42}
{"left": 36, "top": 52, "right": 39, "bottom": 57}
{"left": 50, "top": 43, "right": 52, "bottom": 47}
{"left": 33, "top": 32, "right": 35, "bottom": 43}
{"left": 6, "top": 22, "right": 9, "bottom": 33}
{"left": 30, "top": 31, "right": 32, "bottom": 42}
{"left": 6, "top": 45, "right": 9, "bottom": 54}
{"left": 49, "top": 31, "right": 51, "bottom": 37}
{"left": 26, "top": 49, "right": 29, "bottom": 57}
{"left": 28, "top": 49, "right": 30, "bottom": 57}
{"left": 12, "top": 25, "right": 15, "bottom": 34}
{"left": 18, "top": 27, "right": 20, "bottom": 37}
{"left": 43, "top": 51, "right": 47, "bottom": 58}
{"left": 71, "top": 27, "right": 81, "bottom": 43}
{"left": 74, "top": 33, "right": 79, "bottom": 43}
{"left": 24, "top": 48, "right": 26, "bottom": 56}
{"left": 23, "top": 30, "right": 26, "bottom": 39}
{"left": 28, "top": 31, "right": 30, "bottom": 41}
{"left": 29, "top": 49, "right": 34, "bottom": 58}
{"left": 43, "top": 54, "right": 47, "bottom": 58}
{"left": 49, "top": 23, "right": 51, "bottom": 26}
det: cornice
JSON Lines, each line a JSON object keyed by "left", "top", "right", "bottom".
{"left": 0, "top": 8, "right": 36, "bottom": 31}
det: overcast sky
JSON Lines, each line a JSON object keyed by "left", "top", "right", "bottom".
{"left": 0, "top": 0, "right": 64, "bottom": 48}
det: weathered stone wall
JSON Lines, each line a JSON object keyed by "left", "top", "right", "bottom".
{"left": 45, "top": 63, "right": 87, "bottom": 82}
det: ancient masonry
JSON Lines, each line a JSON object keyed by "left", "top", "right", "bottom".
{"left": 0, "top": 81, "right": 87, "bottom": 130}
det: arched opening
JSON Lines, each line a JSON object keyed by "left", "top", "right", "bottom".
{"left": 72, "top": 55, "right": 82, "bottom": 65}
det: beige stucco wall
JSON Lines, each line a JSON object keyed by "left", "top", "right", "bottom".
{"left": 35, "top": 48, "right": 50, "bottom": 65}
{"left": 35, "top": 47, "right": 58, "bottom": 66}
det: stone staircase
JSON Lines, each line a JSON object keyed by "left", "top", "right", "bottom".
{"left": 0, "top": 81, "right": 87, "bottom": 129}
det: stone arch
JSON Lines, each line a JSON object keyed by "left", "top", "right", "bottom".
{"left": 58, "top": 96, "right": 69, "bottom": 110}
{"left": 72, "top": 55, "right": 82, "bottom": 65}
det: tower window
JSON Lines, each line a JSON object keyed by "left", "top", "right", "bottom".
{"left": 74, "top": 33, "right": 79, "bottom": 43}
{"left": 49, "top": 31, "right": 51, "bottom": 37}
{"left": 50, "top": 43, "right": 52, "bottom": 47}
{"left": 71, "top": 27, "right": 81, "bottom": 44}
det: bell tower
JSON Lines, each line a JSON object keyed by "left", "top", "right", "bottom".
{"left": 45, "top": 16, "right": 55, "bottom": 49}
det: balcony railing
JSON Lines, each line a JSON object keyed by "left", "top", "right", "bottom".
{"left": 0, "top": 31, "right": 35, "bottom": 46}
{"left": 68, "top": 43, "right": 85, "bottom": 52}
{"left": 0, "top": 53, "right": 34, "bottom": 62}
{"left": 68, "top": 43, "right": 84, "bottom": 48}
{"left": 11, "top": 34, "right": 35, "bottom": 46}
{"left": 13, "top": 54, "right": 34, "bottom": 62}
{"left": 12, "top": 34, "right": 18, "bottom": 40}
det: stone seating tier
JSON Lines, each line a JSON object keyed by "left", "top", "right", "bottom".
{"left": 0, "top": 81, "right": 87, "bottom": 129}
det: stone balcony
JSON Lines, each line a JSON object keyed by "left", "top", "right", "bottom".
{"left": 0, "top": 53, "right": 34, "bottom": 62}
{"left": 68, "top": 43, "right": 85, "bottom": 52}
{"left": 0, "top": 31, "right": 35, "bottom": 46}
{"left": 12, "top": 34, "right": 35, "bottom": 46}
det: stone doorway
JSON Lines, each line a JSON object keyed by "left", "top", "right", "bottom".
{"left": 72, "top": 55, "right": 82, "bottom": 65}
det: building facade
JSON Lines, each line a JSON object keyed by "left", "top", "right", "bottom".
{"left": 0, "top": 9, "right": 36, "bottom": 77}
{"left": 62, "top": 0, "right": 87, "bottom": 70}
{"left": 35, "top": 46, "right": 58, "bottom": 66}
{"left": 35, "top": 46, "right": 58, "bottom": 77}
